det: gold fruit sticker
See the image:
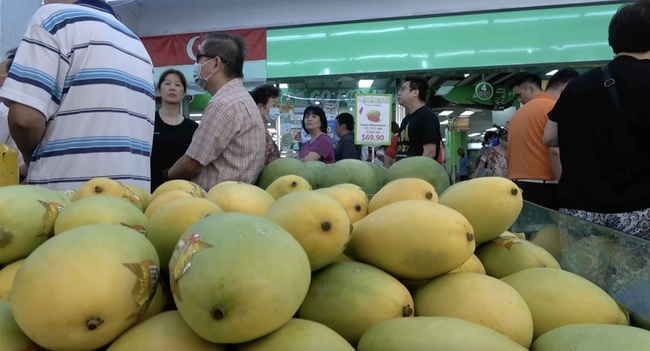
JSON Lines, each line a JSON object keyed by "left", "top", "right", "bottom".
{"left": 169, "top": 233, "right": 213, "bottom": 301}
{"left": 491, "top": 236, "right": 529, "bottom": 251}
{"left": 39, "top": 200, "right": 64, "bottom": 239}
{"left": 123, "top": 259, "right": 159, "bottom": 320}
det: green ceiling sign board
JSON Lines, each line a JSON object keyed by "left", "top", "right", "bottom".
{"left": 267, "top": 3, "right": 619, "bottom": 78}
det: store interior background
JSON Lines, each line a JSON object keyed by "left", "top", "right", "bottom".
{"left": 0, "top": 0, "right": 620, "bottom": 177}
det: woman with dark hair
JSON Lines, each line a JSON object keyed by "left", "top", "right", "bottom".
{"left": 150, "top": 69, "right": 198, "bottom": 191}
{"left": 298, "top": 105, "right": 335, "bottom": 163}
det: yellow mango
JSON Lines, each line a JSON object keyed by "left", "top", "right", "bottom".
{"left": 345, "top": 200, "right": 475, "bottom": 280}
{"left": 439, "top": 177, "right": 523, "bottom": 244}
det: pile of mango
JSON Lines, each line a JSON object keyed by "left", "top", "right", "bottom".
{"left": 1, "top": 156, "right": 649, "bottom": 351}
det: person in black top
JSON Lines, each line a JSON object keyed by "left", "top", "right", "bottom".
{"left": 395, "top": 77, "right": 442, "bottom": 163}
{"left": 334, "top": 112, "right": 361, "bottom": 161}
{"left": 150, "top": 69, "right": 198, "bottom": 191}
{"left": 544, "top": 0, "right": 650, "bottom": 240}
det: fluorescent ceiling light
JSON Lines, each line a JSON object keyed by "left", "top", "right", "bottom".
{"left": 190, "top": 113, "right": 202, "bottom": 118}
{"left": 439, "top": 120, "right": 449, "bottom": 125}
{"left": 268, "top": 128, "right": 277, "bottom": 134}
{"left": 545, "top": 69, "right": 558, "bottom": 76}
{"left": 468, "top": 133, "right": 481, "bottom": 137}
{"left": 278, "top": 83, "right": 289, "bottom": 89}
{"left": 358, "top": 79, "right": 374, "bottom": 88}
{"left": 464, "top": 73, "right": 470, "bottom": 78}
{"left": 435, "top": 86, "right": 454, "bottom": 96}
{"left": 438, "top": 110, "right": 453, "bottom": 116}
{"left": 460, "top": 110, "right": 475, "bottom": 116}
{"left": 314, "top": 101, "right": 321, "bottom": 105}
{"left": 485, "top": 127, "right": 498, "bottom": 131}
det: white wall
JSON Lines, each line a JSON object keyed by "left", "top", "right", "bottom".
{"left": 114, "top": 0, "right": 619, "bottom": 37}
{"left": 0, "top": 0, "right": 41, "bottom": 57}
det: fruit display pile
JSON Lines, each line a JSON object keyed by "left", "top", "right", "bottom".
{"left": 1, "top": 156, "right": 649, "bottom": 351}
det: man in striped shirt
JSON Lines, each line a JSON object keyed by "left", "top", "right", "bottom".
{"left": 0, "top": 0, "right": 155, "bottom": 191}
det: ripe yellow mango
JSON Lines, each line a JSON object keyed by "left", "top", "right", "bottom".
{"left": 357, "top": 316, "right": 528, "bottom": 351}
{"left": 531, "top": 324, "right": 650, "bottom": 351}
{"left": 265, "top": 191, "right": 351, "bottom": 270}
{"left": 238, "top": 318, "right": 355, "bottom": 351}
{"left": 265, "top": 174, "right": 312, "bottom": 199}
{"left": 476, "top": 236, "right": 561, "bottom": 278}
{"left": 206, "top": 183, "right": 275, "bottom": 216}
{"left": 368, "top": 178, "right": 438, "bottom": 213}
{"left": 439, "top": 177, "right": 523, "bottom": 244}
{"left": 414, "top": 272, "right": 534, "bottom": 348}
{"left": 298, "top": 261, "right": 414, "bottom": 346}
{"left": 107, "top": 311, "right": 227, "bottom": 351}
{"left": 345, "top": 200, "right": 475, "bottom": 280}
{"left": 501, "top": 267, "right": 629, "bottom": 340}
{"left": 314, "top": 186, "right": 368, "bottom": 224}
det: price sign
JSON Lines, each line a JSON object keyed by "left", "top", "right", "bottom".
{"left": 354, "top": 94, "right": 392, "bottom": 146}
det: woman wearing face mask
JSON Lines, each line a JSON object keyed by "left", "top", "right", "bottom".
{"left": 150, "top": 69, "right": 198, "bottom": 191}
{"left": 298, "top": 106, "right": 335, "bottom": 164}
{"left": 250, "top": 84, "right": 281, "bottom": 166}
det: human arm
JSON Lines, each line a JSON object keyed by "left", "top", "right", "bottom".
{"left": 422, "top": 143, "right": 438, "bottom": 158}
{"left": 300, "top": 151, "right": 323, "bottom": 162}
{"left": 7, "top": 102, "right": 46, "bottom": 166}
{"left": 383, "top": 155, "right": 395, "bottom": 168}
{"left": 472, "top": 159, "right": 486, "bottom": 179}
{"left": 166, "top": 154, "right": 203, "bottom": 180}
{"left": 549, "top": 147, "right": 561, "bottom": 180}
{"left": 543, "top": 120, "right": 559, "bottom": 147}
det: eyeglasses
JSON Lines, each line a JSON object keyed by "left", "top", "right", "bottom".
{"left": 196, "top": 53, "right": 229, "bottom": 66}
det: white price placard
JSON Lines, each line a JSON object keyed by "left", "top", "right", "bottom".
{"left": 354, "top": 94, "right": 392, "bottom": 146}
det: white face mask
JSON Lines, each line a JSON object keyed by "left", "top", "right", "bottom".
{"left": 192, "top": 58, "right": 215, "bottom": 91}
{"left": 268, "top": 107, "right": 280, "bottom": 122}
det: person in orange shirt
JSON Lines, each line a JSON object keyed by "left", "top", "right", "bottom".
{"left": 507, "top": 70, "right": 579, "bottom": 210}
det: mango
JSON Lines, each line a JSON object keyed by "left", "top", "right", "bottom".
{"left": 0, "top": 301, "right": 36, "bottom": 351}
{"left": 145, "top": 189, "right": 196, "bottom": 219}
{"left": 265, "top": 174, "right": 312, "bottom": 199}
{"left": 385, "top": 156, "right": 450, "bottom": 195}
{"left": 265, "top": 191, "right": 351, "bottom": 270}
{"left": 320, "top": 159, "right": 382, "bottom": 195}
{"left": 107, "top": 311, "right": 226, "bottom": 351}
{"left": 439, "top": 177, "right": 523, "bottom": 244}
{"left": 314, "top": 186, "right": 368, "bottom": 224}
{"left": 123, "top": 183, "right": 152, "bottom": 212}
{"left": 11, "top": 224, "right": 159, "bottom": 351}
{"left": 449, "top": 254, "right": 486, "bottom": 274}
{"left": 475, "top": 236, "right": 561, "bottom": 278}
{"left": 0, "top": 259, "right": 23, "bottom": 300}
{"left": 206, "top": 183, "right": 275, "bottom": 216}
{"left": 54, "top": 195, "right": 149, "bottom": 236}
{"left": 345, "top": 200, "right": 475, "bottom": 280}
{"left": 368, "top": 178, "right": 438, "bottom": 213}
{"left": 150, "top": 179, "right": 205, "bottom": 202}
{"left": 238, "top": 318, "right": 355, "bottom": 351}
{"left": 501, "top": 267, "right": 629, "bottom": 340}
{"left": 529, "top": 225, "right": 562, "bottom": 261}
{"left": 414, "top": 272, "right": 533, "bottom": 348}
{"left": 304, "top": 160, "right": 330, "bottom": 189}
{"left": 531, "top": 323, "right": 650, "bottom": 351}
{"left": 147, "top": 197, "right": 223, "bottom": 272}
{"left": 298, "top": 261, "right": 414, "bottom": 346}
{"left": 0, "top": 185, "right": 66, "bottom": 264}
{"left": 357, "top": 316, "right": 528, "bottom": 351}
{"left": 170, "top": 213, "right": 311, "bottom": 344}
{"left": 73, "top": 177, "right": 142, "bottom": 210}
{"left": 257, "top": 158, "right": 314, "bottom": 189}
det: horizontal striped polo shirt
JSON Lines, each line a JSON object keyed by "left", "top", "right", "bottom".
{"left": 0, "top": 1, "right": 155, "bottom": 191}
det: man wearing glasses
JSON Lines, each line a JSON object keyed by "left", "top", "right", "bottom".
{"left": 163, "top": 32, "right": 266, "bottom": 190}
{"left": 395, "top": 76, "right": 443, "bottom": 164}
